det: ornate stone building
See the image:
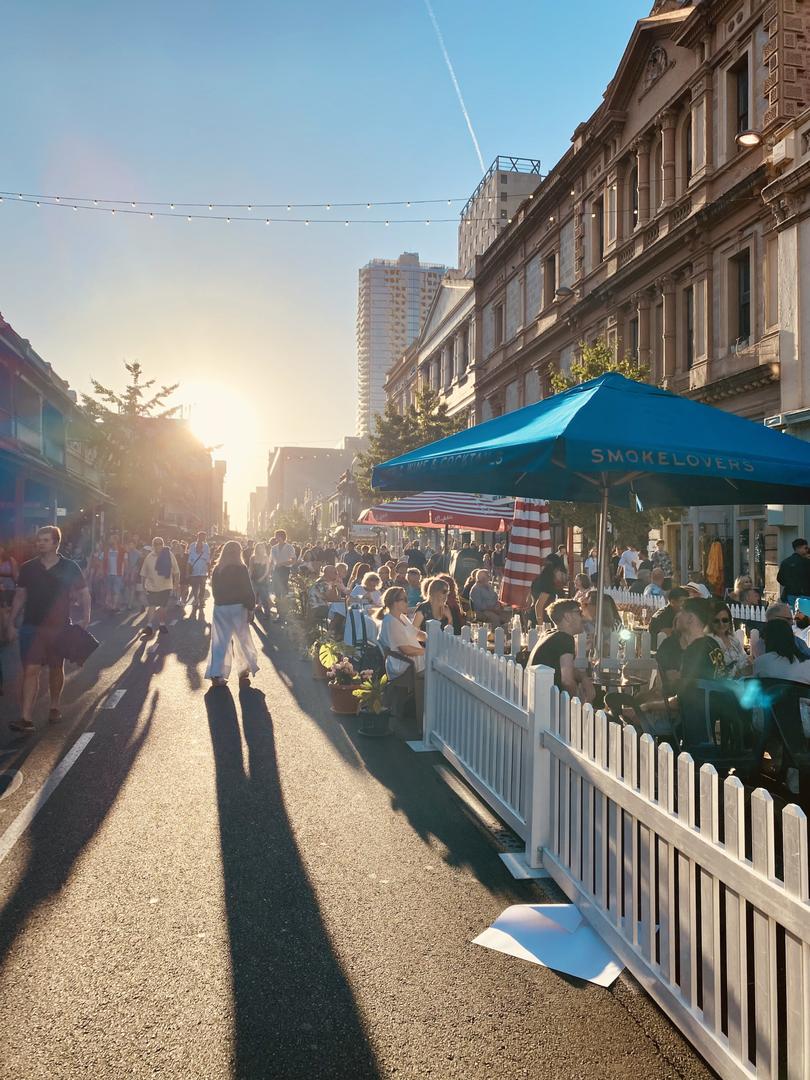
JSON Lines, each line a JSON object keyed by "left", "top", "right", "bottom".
{"left": 466, "top": 0, "right": 810, "bottom": 587}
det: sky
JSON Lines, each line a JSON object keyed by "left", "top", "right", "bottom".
{"left": 1, "top": 0, "right": 651, "bottom": 529}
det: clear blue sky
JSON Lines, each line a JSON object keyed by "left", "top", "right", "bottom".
{"left": 0, "top": 0, "right": 651, "bottom": 528}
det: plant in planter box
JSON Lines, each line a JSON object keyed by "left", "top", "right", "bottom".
{"left": 324, "top": 655, "right": 361, "bottom": 715}
{"left": 353, "top": 671, "right": 391, "bottom": 737}
{"left": 310, "top": 636, "right": 338, "bottom": 680}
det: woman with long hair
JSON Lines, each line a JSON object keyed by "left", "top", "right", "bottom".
{"left": 205, "top": 540, "right": 258, "bottom": 687}
{"left": 347, "top": 561, "right": 371, "bottom": 591}
{"left": 412, "top": 576, "right": 451, "bottom": 632}
{"left": 437, "top": 572, "right": 465, "bottom": 635}
{"left": 709, "top": 601, "right": 749, "bottom": 678}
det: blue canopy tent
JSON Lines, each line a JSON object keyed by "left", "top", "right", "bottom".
{"left": 372, "top": 373, "right": 810, "bottom": 651}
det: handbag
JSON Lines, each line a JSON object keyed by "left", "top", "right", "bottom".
{"left": 347, "top": 607, "right": 383, "bottom": 676}
{"left": 58, "top": 624, "right": 100, "bottom": 666}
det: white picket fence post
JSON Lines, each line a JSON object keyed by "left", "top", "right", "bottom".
{"left": 422, "top": 619, "right": 442, "bottom": 747}
{"left": 525, "top": 664, "right": 554, "bottom": 869}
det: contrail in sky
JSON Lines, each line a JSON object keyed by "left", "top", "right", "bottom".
{"left": 423, "top": 0, "right": 486, "bottom": 174}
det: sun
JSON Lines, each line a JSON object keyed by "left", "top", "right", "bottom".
{"left": 184, "top": 380, "right": 257, "bottom": 453}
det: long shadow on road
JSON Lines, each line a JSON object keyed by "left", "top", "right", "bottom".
{"left": 205, "top": 684, "right": 379, "bottom": 1080}
{"left": 0, "top": 647, "right": 157, "bottom": 969}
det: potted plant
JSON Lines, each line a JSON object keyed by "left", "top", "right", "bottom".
{"left": 311, "top": 637, "right": 339, "bottom": 680}
{"left": 353, "top": 671, "right": 391, "bottom": 737}
{"left": 325, "top": 656, "right": 361, "bottom": 715}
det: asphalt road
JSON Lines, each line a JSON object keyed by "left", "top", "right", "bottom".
{"left": 0, "top": 607, "right": 715, "bottom": 1079}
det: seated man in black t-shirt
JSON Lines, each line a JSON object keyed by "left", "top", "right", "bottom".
{"left": 648, "top": 586, "right": 689, "bottom": 649}
{"left": 528, "top": 599, "right": 594, "bottom": 704}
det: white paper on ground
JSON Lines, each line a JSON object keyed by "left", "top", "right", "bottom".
{"left": 472, "top": 903, "right": 623, "bottom": 988}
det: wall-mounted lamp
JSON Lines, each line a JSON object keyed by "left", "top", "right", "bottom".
{"left": 736, "top": 129, "right": 762, "bottom": 148}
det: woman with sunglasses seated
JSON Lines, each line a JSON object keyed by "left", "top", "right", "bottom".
{"left": 709, "top": 601, "right": 750, "bottom": 678}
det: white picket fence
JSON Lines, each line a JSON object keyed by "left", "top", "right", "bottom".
{"left": 423, "top": 621, "right": 810, "bottom": 1080}
{"left": 607, "top": 586, "right": 768, "bottom": 627}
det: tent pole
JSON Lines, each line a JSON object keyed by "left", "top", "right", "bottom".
{"left": 594, "top": 485, "right": 610, "bottom": 661}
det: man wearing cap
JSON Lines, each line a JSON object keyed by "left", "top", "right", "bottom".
{"left": 777, "top": 538, "right": 810, "bottom": 606}
{"left": 794, "top": 598, "right": 810, "bottom": 651}
{"left": 751, "top": 602, "right": 810, "bottom": 659}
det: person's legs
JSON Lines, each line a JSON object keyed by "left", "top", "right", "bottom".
{"left": 20, "top": 664, "right": 41, "bottom": 723}
{"left": 205, "top": 605, "right": 235, "bottom": 680}
{"left": 232, "top": 608, "right": 259, "bottom": 677}
{"left": 48, "top": 662, "right": 65, "bottom": 716}
{"left": 142, "top": 604, "right": 157, "bottom": 635}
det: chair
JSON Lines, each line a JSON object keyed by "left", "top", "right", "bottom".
{"left": 751, "top": 678, "right": 810, "bottom": 801}
{"left": 678, "top": 679, "right": 756, "bottom": 779}
{"left": 381, "top": 647, "right": 417, "bottom": 723}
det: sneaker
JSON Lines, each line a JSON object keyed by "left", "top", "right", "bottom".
{"left": 141, "top": 626, "right": 154, "bottom": 639}
{"left": 9, "top": 718, "right": 34, "bottom": 733}
{"left": 158, "top": 624, "right": 168, "bottom": 635}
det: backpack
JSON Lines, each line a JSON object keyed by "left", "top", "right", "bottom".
{"left": 346, "top": 607, "right": 384, "bottom": 677}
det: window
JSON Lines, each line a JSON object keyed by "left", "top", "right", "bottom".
{"left": 630, "top": 165, "right": 639, "bottom": 225}
{"left": 458, "top": 327, "right": 469, "bottom": 373}
{"left": 493, "top": 304, "right": 504, "bottom": 346}
{"left": 684, "top": 115, "right": 693, "bottom": 183}
{"left": 628, "top": 316, "right": 639, "bottom": 361}
{"left": 542, "top": 252, "right": 557, "bottom": 307}
{"left": 730, "top": 249, "right": 751, "bottom": 344}
{"left": 684, "top": 286, "right": 694, "bottom": 368}
{"left": 731, "top": 56, "right": 749, "bottom": 138}
{"left": 592, "top": 197, "right": 604, "bottom": 264}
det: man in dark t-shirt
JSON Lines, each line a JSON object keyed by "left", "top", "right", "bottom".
{"left": 672, "top": 598, "right": 726, "bottom": 727}
{"left": 528, "top": 598, "right": 594, "bottom": 703}
{"left": 9, "top": 525, "right": 90, "bottom": 733}
{"left": 649, "top": 586, "right": 689, "bottom": 649}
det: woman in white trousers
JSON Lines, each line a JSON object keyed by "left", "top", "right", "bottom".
{"left": 205, "top": 541, "right": 259, "bottom": 687}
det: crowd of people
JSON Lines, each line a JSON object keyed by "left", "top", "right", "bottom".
{"left": 6, "top": 520, "right": 809, "bottom": 763}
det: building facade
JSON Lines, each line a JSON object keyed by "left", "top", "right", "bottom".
{"left": 0, "top": 314, "right": 109, "bottom": 550}
{"left": 461, "top": 0, "right": 810, "bottom": 590}
{"left": 458, "top": 157, "right": 543, "bottom": 277}
{"left": 356, "top": 252, "right": 446, "bottom": 436}
{"left": 384, "top": 271, "right": 477, "bottom": 425}
{"left": 266, "top": 436, "right": 367, "bottom": 525}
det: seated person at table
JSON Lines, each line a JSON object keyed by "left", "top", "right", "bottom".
{"left": 729, "top": 574, "right": 753, "bottom": 604}
{"left": 405, "top": 569, "right": 423, "bottom": 608}
{"left": 572, "top": 574, "right": 592, "bottom": 604}
{"left": 469, "top": 569, "right": 511, "bottom": 629}
{"left": 309, "top": 565, "right": 342, "bottom": 621}
{"left": 648, "top": 586, "right": 689, "bottom": 649}
{"left": 378, "top": 586, "right": 426, "bottom": 722}
{"left": 673, "top": 598, "right": 727, "bottom": 717}
{"left": 753, "top": 619, "right": 810, "bottom": 683}
{"left": 644, "top": 568, "right": 667, "bottom": 598}
{"left": 531, "top": 563, "right": 568, "bottom": 626}
{"left": 412, "top": 576, "right": 452, "bottom": 632}
{"left": 350, "top": 571, "right": 382, "bottom": 611}
{"left": 709, "top": 601, "right": 750, "bottom": 678}
{"left": 748, "top": 601, "right": 800, "bottom": 659}
{"left": 579, "top": 589, "right": 621, "bottom": 654}
{"left": 528, "top": 599, "right": 594, "bottom": 704}
{"left": 630, "top": 568, "right": 651, "bottom": 595}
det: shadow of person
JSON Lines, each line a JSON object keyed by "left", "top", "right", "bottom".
{"left": 0, "top": 682, "right": 158, "bottom": 969}
{"left": 205, "top": 685, "right": 379, "bottom": 1079}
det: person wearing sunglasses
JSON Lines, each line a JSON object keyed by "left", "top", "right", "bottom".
{"left": 709, "top": 602, "right": 750, "bottom": 678}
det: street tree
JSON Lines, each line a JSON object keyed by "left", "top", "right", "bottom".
{"left": 81, "top": 361, "right": 185, "bottom": 532}
{"left": 355, "top": 387, "right": 465, "bottom": 501}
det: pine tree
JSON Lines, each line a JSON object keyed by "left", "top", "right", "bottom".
{"left": 81, "top": 361, "right": 185, "bottom": 531}
{"left": 355, "top": 387, "right": 465, "bottom": 501}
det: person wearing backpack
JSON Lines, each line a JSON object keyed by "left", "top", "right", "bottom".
{"left": 187, "top": 531, "right": 211, "bottom": 613}
{"left": 139, "top": 537, "right": 180, "bottom": 639}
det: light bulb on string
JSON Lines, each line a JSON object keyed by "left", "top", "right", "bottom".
{"left": 149, "top": 212, "right": 154, "bottom": 219}
{"left": 187, "top": 216, "right": 192, "bottom": 222}
{"left": 36, "top": 201, "right": 40, "bottom": 207}
{"left": 344, "top": 221, "right": 349, "bottom": 226}
{"left": 406, "top": 201, "right": 411, "bottom": 208}
{"left": 265, "top": 218, "right": 270, "bottom": 225}
{"left": 131, "top": 202, "right": 136, "bottom": 208}
{"left": 385, "top": 220, "right": 389, "bottom": 227}
{"left": 72, "top": 205, "right": 77, "bottom": 211}
{"left": 305, "top": 219, "right": 310, "bottom": 226}
{"left": 55, "top": 196, "right": 60, "bottom": 202}
{"left": 247, "top": 205, "right": 252, "bottom": 211}
{"left": 226, "top": 217, "right": 231, "bottom": 223}
{"left": 325, "top": 204, "right": 331, "bottom": 211}
{"left": 93, "top": 200, "right": 98, "bottom": 205}
{"left": 208, "top": 204, "right": 213, "bottom": 211}
{"left": 287, "top": 205, "right": 291, "bottom": 212}
{"left": 111, "top": 209, "right": 115, "bottom": 215}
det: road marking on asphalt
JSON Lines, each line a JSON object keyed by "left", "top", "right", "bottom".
{"left": 101, "top": 689, "right": 127, "bottom": 709}
{"left": 0, "top": 771, "right": 23, "bottom": 800}
{"left": 0, "top": 733, "right": 94, "bottom": 865}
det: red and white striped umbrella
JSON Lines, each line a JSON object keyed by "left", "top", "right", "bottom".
{"left": 499, "top": 499, "right": 553, "bottom": 608}
{"left": 359, "top": 491, "right": 514, "bottom": 531}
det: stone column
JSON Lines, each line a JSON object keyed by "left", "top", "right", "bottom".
{"left": 661, "top": 276, "right": 677, "bottom": 381}
{"left": 660, "top": 111, "right": 677, "bottom": 206}
{"left": 635, "top": 137, "right": 651, "bottom": 226}
{"left": 636, "top": 291, "right": 652, "bottom": 374}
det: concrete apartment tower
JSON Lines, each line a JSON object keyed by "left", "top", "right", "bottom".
{"left": 356, "top": 252, "right": 446, "bottom": 436}
{"left": 458, "top": 157, "right": 542, "bottom": 276}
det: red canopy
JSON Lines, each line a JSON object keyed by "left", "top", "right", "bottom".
{"left": 358, "top": 491, "right": 514, "bottom": 531}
